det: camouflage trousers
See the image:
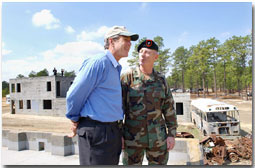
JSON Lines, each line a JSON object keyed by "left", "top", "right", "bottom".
{"left": 122, "top": 145, "right": 169, "bottom": 165}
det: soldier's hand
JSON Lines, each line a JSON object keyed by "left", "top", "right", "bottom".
{"left": 167, "top": 137, "right": 175, "bottom": 151}
{"left": 68, "top": 120, "right": 79, "bottom": 138}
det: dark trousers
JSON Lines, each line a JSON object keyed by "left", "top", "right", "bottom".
{"left": 77, "top": 117, "right": 122, "bottom": 165}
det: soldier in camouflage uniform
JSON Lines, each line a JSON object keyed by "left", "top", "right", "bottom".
{"left": 121, "top": 39, "right": 178, "bottom": 165}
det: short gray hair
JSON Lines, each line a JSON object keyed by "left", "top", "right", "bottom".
{"left": 104, "top": 35, "right": 120, "bottom": 49}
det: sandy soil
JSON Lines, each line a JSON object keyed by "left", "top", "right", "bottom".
{"left": 2, "top": 97, "right": 71, "bottom": 134}
{"left": 1, "top": 96, "right": 252, "bottom": 165}
{"left": 2, "top": 95, "right": 252, "bottom": 135}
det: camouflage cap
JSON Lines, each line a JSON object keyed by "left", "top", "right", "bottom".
{"left": 137, "top": 39, "right": 158, "bottom": 52}
{"left": 104, "top": 26, "right": 139, "bottom": 41}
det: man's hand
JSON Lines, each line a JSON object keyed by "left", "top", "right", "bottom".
{"left": 68, "top": 120, "right": 79, "bottom": 138}
{"left": 167, "top": 137, "right": 175, "bottom": 151}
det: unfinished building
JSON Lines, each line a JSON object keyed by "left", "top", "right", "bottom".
{"left": 9, "top": 75, "right": 74, "bottom": 116}
{"left": 172, "top": 93, "right": 191, "bottom": 123}
{"left": 8, "top": 74, "right": 191, "bottom": 121}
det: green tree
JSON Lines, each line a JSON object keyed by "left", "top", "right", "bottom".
{"left": 206, "top": 37, "right": 220, "bottom": 97}
{"left": 2, "top": 81, "right": 9, "bottom": 97}
{"left": 64, "top": 70, "right": 76, "bottom": 77}
{"left": 224, "top": 35, "right": 251, "bottom": 95}
{"left": 36, "top": 68, "right": 49, "bottom": 76}
{"left": 153, "top": 36, "right": 171, "bottom": 74}
{"left": 185, "top": 45, "right": 196, "bottom": 91}
{"left": 192, "top": 40, "right": 211, "bottom": 97}
{"left": 28, "top": 71, "right": 37, "bottom": 77}
{"left": 16, "top": 74, "right": 25, "bottom": 78}
{"left": 171, "top": 46, "right": 189, "bottom": 92}
{"left": 217, "top": 42, "right": 232, "bottom": 95}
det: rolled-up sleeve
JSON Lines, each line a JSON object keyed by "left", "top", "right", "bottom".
{"left": 66, "top": 59, "right": 104, "bottom": 122}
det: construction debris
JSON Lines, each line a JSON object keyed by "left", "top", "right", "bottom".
{"left": 200, "top": 134, "right": 252, "bottom": 165}
{"left": 176, "top": 132, "right": 194, "bottom": 138}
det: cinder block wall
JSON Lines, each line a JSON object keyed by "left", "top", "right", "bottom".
{"left": 2, "top": 130, "right": 78, "bottom": 156}
{"left": 172, "top": 93, "right": 191, "bottom": 122}
{"left": 2, "top": 129, "right": 203, "bottom": 165}
{"left": 9, "top": 76, "right": 74, "bottom": 116}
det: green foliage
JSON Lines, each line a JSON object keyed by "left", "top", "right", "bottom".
{"left": 168, "top": 34, "right": 252, "bottom": 96}
{"left": 36, "top": 68, "right": 49, "bottom": 76}
{"left": 17, "top": 74, "right": 25, "bottom": 78}
{"left": 171, "top": 46, "right": 189, "bottom": 90}
{"left": 153, "top": 36, "right": 171, "bottom": 74}
{"left": 28, "top": 71, "right": 37, "bottom": 77}
{"left": 2, "top": 81, "right": 9, "bottom": 97}
{"left": 28, "top": 69, "right": 49, "bottom": 77}
{"left": 64, "top": 70, "right": 76, "bottom": 77}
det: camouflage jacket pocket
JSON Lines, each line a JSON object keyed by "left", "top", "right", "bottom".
{"left": 152, "top": 90, "right": 166, "bottom": 109}
{"left": 128, "top": 87, "right": 145, "bottom": 113}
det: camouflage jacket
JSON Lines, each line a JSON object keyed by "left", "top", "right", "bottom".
{"left": 121, "top": 67, "right": 178, "bottom": 148}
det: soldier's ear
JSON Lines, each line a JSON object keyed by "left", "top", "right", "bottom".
{"left": 154, "top": 52, "right": 159, "bottom": 60}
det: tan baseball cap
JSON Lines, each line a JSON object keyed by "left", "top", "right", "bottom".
{"left": 104, "top": 26, "right": 139, "bottom": 41}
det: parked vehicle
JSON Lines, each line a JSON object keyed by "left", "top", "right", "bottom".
{"left": 191, "top": 98, "right": 240, "bottom": 137}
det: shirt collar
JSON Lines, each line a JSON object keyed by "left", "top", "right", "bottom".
{"left": 136, "top": 66, "right": 156, "bottom": 81}
{"left": 106, "top": 50, "right": 120, "bottom": 68}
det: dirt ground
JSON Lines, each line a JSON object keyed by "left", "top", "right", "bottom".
{"left": 1, "top": 95, "right": 252, "bottom": 135}
{"left": 1, "top": 95, "right": 252, "bottom": 165}
{"left": 2, "top": 97, "right": 71, "bottom": 134}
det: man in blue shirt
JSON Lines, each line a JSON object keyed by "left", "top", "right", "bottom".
{"left": 66, "top": 26, "right": 139, "bottom": 165}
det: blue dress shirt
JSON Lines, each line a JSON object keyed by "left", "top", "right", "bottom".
{"left": 66, "top": 51, "right": 123, "bottom": 122}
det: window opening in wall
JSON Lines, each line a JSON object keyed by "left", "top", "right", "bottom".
{"left": 11, "top": 84, "right": 15, "bottom": 92}
{"left": 27, "top": 100, "right": 31, "bottom": 109}
{"left": 47, "top": 81, "right": 51, "bottom": 91}
{"left": 39, "top": 142, "right": 45, "bottom": 151}
{"left": 56, "top": 81, "right": 60, "bottom": 96}
{"left": 17, "top": 83, "right": 21, "bottom": 92}
{"left": 176, "top": 102, "right": 184, "bottom": 115}
{"left": 43, "top": 100, "right": 52, "bottom": 109}
{"left": 19, "top": 100, "right": 23, "bottom": 109}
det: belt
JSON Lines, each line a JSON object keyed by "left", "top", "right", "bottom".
{"left": 80, "top": 117, "right": 120, "bottom": 126}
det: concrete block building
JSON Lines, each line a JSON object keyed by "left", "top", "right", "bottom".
{"left": 172, "top": 93, "right": 191, "bottom": 123}
{"left": 9, "top": 76, "right": 74, "bottom": 116}
{"left": 8, "top": 75, "right": 192, "bottom": 122}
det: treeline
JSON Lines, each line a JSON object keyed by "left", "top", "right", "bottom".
{"left": 128, "top": 34, "right": 252, "bottom": 98}
{"left": 2, "top": 68, "right": 76, "bottom": 97}
{"left": 17, "top": 68, "right": 76, "bottom": 78}
{"left": 2, "top": 81, "right": 9, "bottom": 97}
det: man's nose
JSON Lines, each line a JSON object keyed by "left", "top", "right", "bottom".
{"left": 141, "top": 53, "right": 146, "bottom": 58}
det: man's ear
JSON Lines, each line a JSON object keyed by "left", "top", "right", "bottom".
{"left": 109, "top": 38, "right": 114, "bottom": 48}
{"left": 155, "top": 53, "right": 159, "bottom": 60}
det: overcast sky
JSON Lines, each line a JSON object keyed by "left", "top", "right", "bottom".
{"left": 2, "top": 2, "right": 252, "bottom": 81}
